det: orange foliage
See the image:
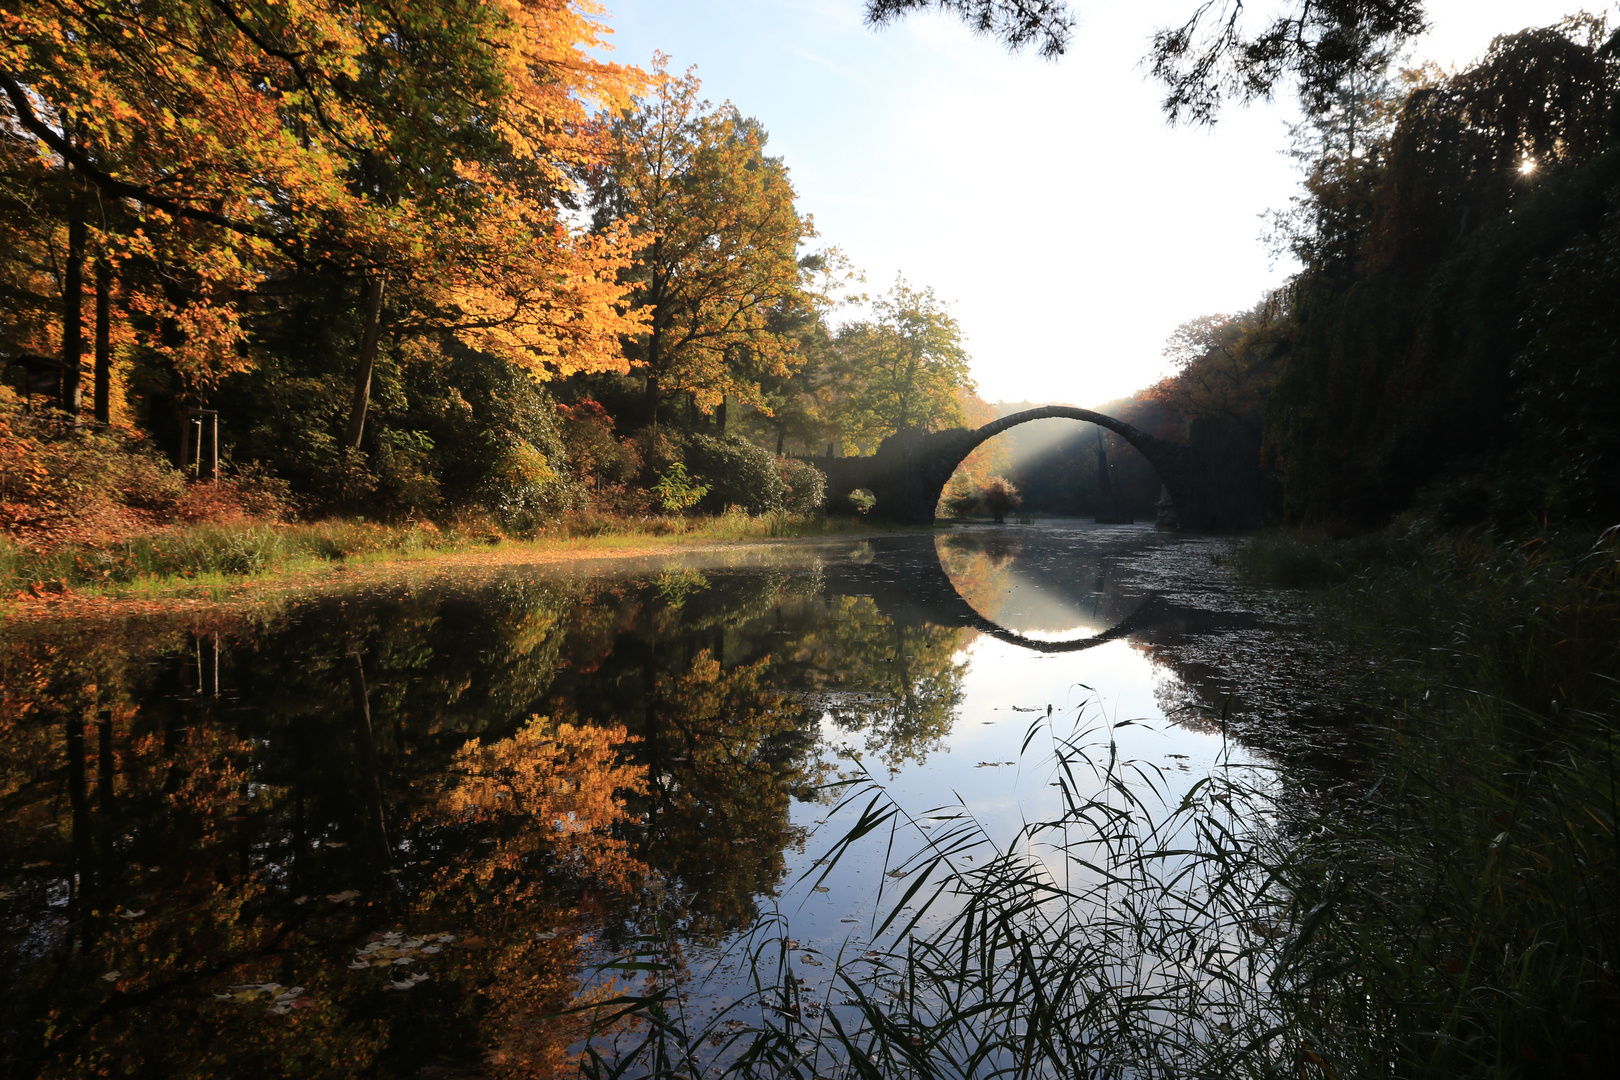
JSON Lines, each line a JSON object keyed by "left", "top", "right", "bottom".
{"left": 3, "top": 0, "right": 649, "bottom": 399}
{"left": 421, "top": 718, "right": 649, "bottom": 1077}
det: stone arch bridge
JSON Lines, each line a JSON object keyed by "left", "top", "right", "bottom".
{"left": 814, "top": 406, "right": 1256, "bottom": 530}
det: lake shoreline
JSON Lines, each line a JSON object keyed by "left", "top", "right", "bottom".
{"left": 0, "top": 519, "right": 930, "bottom": 624}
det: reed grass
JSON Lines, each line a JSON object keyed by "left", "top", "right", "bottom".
{"left": 571, "top": 523, "right": 1620, "bottom": 1079}
{"left": 574, "top": 715, "right": 1299, "bottom": 1079}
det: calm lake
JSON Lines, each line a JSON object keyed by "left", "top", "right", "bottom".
{"left": 0, "top": 522, "right": 1354, "bottom": 1078}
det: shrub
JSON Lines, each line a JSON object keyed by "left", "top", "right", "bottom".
{"left": 652, "top": 462, "right": 709, "bottom": 513}
{"left": 980, "top": 476, "right": 1021, "bottom": 523}
{"left": 941, "top": 482, "right": 982, "bottom": 518}
{"left": 558, "top": 398, "right": 642, "bottom": 507}
{"left": 826, "top": 487, "right": 876, "bottom": 515}
{"left": 684, "top": 434, "right": 785, "bottom": 514}
{"left": 777, "top": 457, "right": 827, "bottom": 513}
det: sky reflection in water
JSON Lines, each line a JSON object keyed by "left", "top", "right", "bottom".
{"left": 0, "top": 522, "right": 1297, "bottom": 1078}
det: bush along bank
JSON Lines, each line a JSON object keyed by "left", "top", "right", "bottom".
{"left": 0, "top": 392, "right": 881, "bottom": 600}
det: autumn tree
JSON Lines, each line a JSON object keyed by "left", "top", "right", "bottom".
{"left": 826, "top": 278, "right": 975, "bottom": 450}
{"left": 591, "top": 62, "right": 820, "bottom": 424}
{"left": 2, "top": 1, "right": 646, "bottom": 456}
{"left": 1145, "top": 292, "right": 1291, "bottom": 442}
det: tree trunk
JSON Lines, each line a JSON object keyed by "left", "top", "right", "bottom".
{"left": 61, "top": 196, "right": 86, "bottom": 419}
{"left": 645, "top": 372, "right": 661, "bottom": 429}
{"left": 94, "top": 256, "right": 111, "bottom": 424}
{"left": 343, "top": 274, "right": 387, "bottom": 452}
{"left": 346, "top": 652, "right": 392, "bottom": 866}
{"left": 715, "top": 396, "right": 727, "bottom": 435}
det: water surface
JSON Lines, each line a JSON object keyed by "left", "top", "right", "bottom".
{"left": 0, "top": 522, "right": 1343, "bottom": 1078}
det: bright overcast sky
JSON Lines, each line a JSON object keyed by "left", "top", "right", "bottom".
{"left": 599, "top": 0, "right": 1598, "bottom": 406}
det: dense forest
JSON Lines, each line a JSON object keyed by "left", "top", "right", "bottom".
{"left": 4, "top": 2, "right": 1619, "bottom": 545}
{"left": 0, "top": 2, "right": 1005, "bottom": 543}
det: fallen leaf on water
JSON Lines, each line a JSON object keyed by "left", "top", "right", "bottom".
{"left": 812, "top": 886, "right": 829, "bottom": 893}
{"left": 292, "top": 896, "right": 310, "bottom": 905}
{"left": 533, "top": 931, "right": 558, "bottom": 941}
{"left": 326, "top": 890, "right": 361, "bottom": 903}
{"left": 324, "top": 842, "right": 347, "bottom": 849}
{"left": 102, "top": 971, "right": 121, "bottom": 982}
{"left": 118, "top": 909, "right": 146, "bottom": 919}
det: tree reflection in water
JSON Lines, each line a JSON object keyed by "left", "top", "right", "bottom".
{"left": 0, "top": 562, "right": 975, "bottom": 1077}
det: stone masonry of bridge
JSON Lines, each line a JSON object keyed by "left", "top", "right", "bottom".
{"left": 811, "top": 406, "right": 1253, "bottom": 530}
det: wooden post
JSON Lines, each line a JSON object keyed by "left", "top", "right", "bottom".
{"left": 181, "top": 409, "right": 219, "bottom": 481}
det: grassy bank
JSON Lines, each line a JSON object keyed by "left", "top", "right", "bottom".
{"left": 0, "top": 509, "right": 883, "bottom": 602}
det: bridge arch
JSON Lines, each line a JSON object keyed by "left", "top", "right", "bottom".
{"left": 820, "top": 534, "right": 1167, "bottom": 654}
{"left": 818, "top": 407, "right": 1202, "bottom": 527}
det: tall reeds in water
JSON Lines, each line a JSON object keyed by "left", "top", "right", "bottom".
{"left": 578, "top": 715, "right": 1301, "bottom": 1079}
{"left": 575, "top": 525, "right": 1618, "bottom": 1079}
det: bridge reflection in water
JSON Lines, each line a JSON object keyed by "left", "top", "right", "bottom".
{"left": 824, "top": 528, "right": 1170, "bottom": 655}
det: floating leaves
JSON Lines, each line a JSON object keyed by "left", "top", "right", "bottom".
{"left": 326, "top": 890, "right": 361, "bottom": 904}
{"left": 350, "top": 931, "right": 454, "bottom": 972}
{"left": 117, "top": 908, "right": 146, "bottom": 920}
{"left": 102, "top": 971, "right": 121, "bottom": 982}
{"left": 213, "top": 982, "right": 310, "bottom": 1015}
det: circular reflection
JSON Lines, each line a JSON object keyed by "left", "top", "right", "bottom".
{"left": 933, "top": 529, "right": 1157, "bottom": 652}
